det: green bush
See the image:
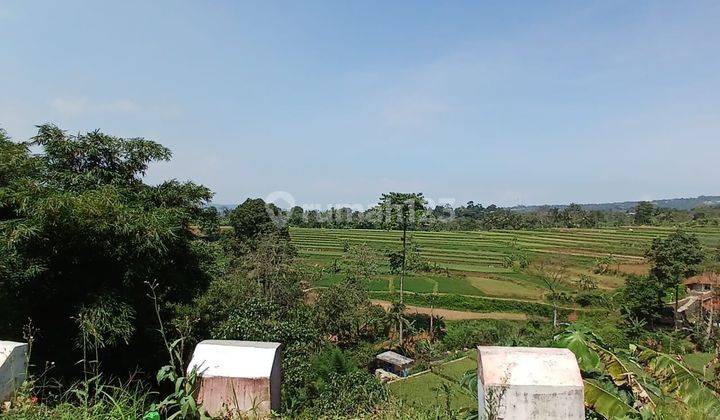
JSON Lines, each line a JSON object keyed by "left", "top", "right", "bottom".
{"left": 307, "top": 371, "right": 388, "bottom": 417}
{"left": 442, "top": 319, "right": 555, "bottom": 350}
{"left": 370, "top": 291, "right": 564, "bottom": 318}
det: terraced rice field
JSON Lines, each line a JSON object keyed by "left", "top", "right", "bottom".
{"left": 291, "top": 226, "right": 720, "bottom": 302}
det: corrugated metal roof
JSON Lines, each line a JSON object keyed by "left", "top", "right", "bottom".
{"left": 376, "top": 351, "right": 414, "bottom": 367}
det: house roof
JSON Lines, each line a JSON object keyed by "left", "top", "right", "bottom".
{"left": 477, "top": 346, "right": 583, "bottom": 387}
{"left": 375, "top": 351, "right": 414, "bottom": 367}
{"left": 684, "top": 272, "right": 720, "bottom": 286}
{"left": 188, "top": 340, "right": 281, "bottom": 379}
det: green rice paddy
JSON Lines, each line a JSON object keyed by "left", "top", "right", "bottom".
{"left": 291, "top": 226, "right": 720, "bottom": 303}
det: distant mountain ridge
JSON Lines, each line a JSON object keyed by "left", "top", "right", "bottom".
{"left": 509, "top": 195, "right": 720, "bottom": 213}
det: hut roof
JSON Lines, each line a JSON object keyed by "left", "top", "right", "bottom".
{"left": 478, "top": 346, "right": 582, "bottom": 387}
{"left": 684, "top": 272, "right": 720, "bottom": 286}
{"left": 376, "top": 351, "right": 414, "bottom": 367}
{"left": 188, "top": 340, "right": 281, "bottom": 378}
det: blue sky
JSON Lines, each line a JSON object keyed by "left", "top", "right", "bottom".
{"left": 1, "top": 1, "right": 719, "bottom": 208}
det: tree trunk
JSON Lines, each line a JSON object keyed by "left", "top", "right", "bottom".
{"left": 401, "top": 223, "right": 406, "bottom": 304}
{"left": 430, "top": 305, "right": 435, "bottom": 340}
{"left": 707, "top": 306, "right": 714, "bottom": 340}
{"left": 399, "top": 220, "right": 406, "bottom": 344}
{"left": 674, "top": 283, "right": 680, "bottom": 331}
{"left": 553, "top": 306, "right": 558, "bottom": 328}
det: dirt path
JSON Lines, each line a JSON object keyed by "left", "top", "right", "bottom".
{"left": 371, "top": 299, "right": 529, "bottom": 321}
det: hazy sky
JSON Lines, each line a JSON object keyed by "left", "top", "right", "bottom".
{"left": 2, "top": 1, "right": 719, "bottom": 208}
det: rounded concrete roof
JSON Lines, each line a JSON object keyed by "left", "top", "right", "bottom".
{"left": 477, "top": 346, "right": 583, "bottom": 387}
{"left": 188, "top": 340, "right": 281, "bottom": 379}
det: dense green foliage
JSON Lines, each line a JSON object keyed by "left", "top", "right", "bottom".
{"left": 0, "top": 126, "right": 394, "bottom": 418}
{"left": 646, "top": 229, "right": 705, "bottom": 288}
{"left": 441, "top": 319, "right": 554, "bottom": 349}
{"left": 556, "top": 326, "right": 720, "bottom": 419}
{"left": 619, "top": 275, "right": 669, "bottom": 326}
{"left": 0, "top": 125, "right": 217, "bottom": 376}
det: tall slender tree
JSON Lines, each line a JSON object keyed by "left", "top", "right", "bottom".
{"left": 378, "top": 192, "right": 426, "bottom": 344}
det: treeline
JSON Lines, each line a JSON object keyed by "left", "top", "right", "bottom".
{"left": 221, "top": 199, "right": 720, "bottom": 232}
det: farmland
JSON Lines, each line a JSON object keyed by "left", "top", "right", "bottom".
{"left": 291, "top": 226, "right": 720, "bottom": 303}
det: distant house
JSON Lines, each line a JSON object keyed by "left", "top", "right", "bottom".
{"left": 375, "top": 351, "right": 414, "bottom": 377}
{"left": 676, "top": 273, "right": 719, "bottom": 323}
{"left": 684, "top": 272, "right": 719, "bottom": 294}
{"left": 188, "top": 340, "right": 282, "bottom": 418}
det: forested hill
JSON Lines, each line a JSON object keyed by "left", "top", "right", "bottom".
{"left": 509, "top": 195, "right": 720, "bottom": 213}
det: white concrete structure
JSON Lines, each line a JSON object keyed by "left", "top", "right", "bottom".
{"left": 188, "top": 340, "right": 281, "bottom": 418}
{"left": 477, "top": 346, "right": 584, "bottom": 419}
{"left": 0, "top": 341, "right": 28, "bottom": 403}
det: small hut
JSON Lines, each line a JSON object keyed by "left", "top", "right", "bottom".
{"left": 477, "top": 346, "right": 584, "bottom": 420}
{"left": 188, "top": 340, "right": 281, "bottom": 418}
{"left": 375, "top": 351, "right": 414, "bottom": 377}
{"left": 1, "top": 341, "right": 27, "bottom": 402}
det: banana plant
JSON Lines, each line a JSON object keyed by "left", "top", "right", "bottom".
{"left": 555, "top": 326, "right": 720, "bottom": 419}
{"left": 637, "top": 346, "right": 720, "bottom": 416}
{"left": 582, "top": 379, "right": 641, "bottom": 419}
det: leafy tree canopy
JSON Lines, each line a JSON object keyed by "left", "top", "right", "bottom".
{"left": 645, "top": 230, "right": 705, "bottom": 287}
{"left": 378, "top": 192, "right": 426, "bottom": 230}
{"left": 228, "top": 198, "right": 286, "bottom": 247}
{"left": 634, "top": 201, "right": 655, "bottom": 225}
{"left": 0, "top": 125, "right": 217, "bottom": 376}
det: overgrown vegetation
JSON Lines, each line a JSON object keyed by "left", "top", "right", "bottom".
{"left": 2, "top": 125, "right": 719, "bottom": 419}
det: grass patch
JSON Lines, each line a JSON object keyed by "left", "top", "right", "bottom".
{"left": 433, "top": 357, "right": 476, "bottom": 381}
{"left": 387, "top": 372, "right": 475, "bottom": 411}
{"left": 467, "top": 276, "right": 542, "bottom": 299}
{"left": 371, "top": 291, "right": 564, "bottom": 318}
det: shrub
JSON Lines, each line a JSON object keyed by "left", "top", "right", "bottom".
{"left": 370, "top": 291, "right": 573, "bottom": 318}
{"left": 442, "top": 319, "right": 556, "bottom": 350}
{"left": 307, "top": 371, "right": 388, "bottom": 417}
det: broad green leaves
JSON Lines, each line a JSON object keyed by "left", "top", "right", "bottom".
{"left": 554, "top": 327, "right": 601, "bottom": 372}
{"left": 556, "top": 326, "right": 720, "bottom": 419}
{"left": 638, "top": 347, "right": 720, "bottom": 415}
{"left": 583, "top": 379, "right": 640, "bottom": 419}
